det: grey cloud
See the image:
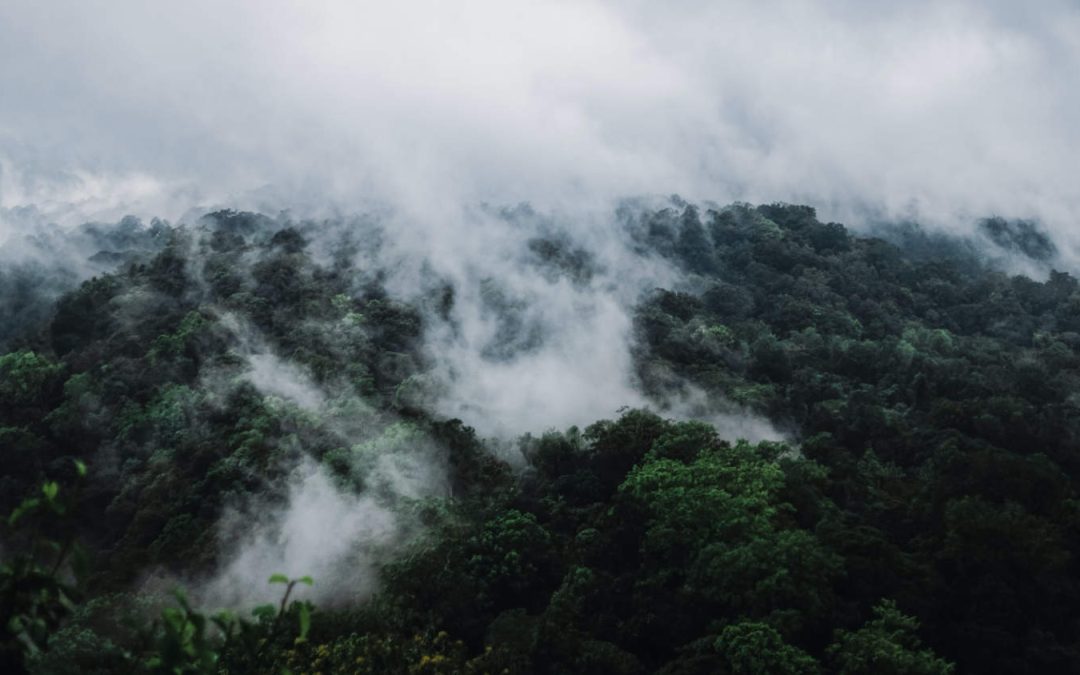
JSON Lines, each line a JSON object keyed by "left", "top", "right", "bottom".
{"left": 201, "top": 457, "right": 400, "bottom": 608}
{"left": 9, "top": 0, "right": 1073, "bottom": 432}
{"left": 0, "top": 0, "right": 1076, "bottom": 254}
{"left": 3, "top": 0, "right": 1072, "bottom": 612}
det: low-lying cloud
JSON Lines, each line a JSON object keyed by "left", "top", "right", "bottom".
{"left": 0, "top": 0, "right": 1072, "bottom": 607}
{"left": 202, "top": 458, "right": 400, "bottom": 608}
{"left": 1, "top": 0, "right": 1078, "bottom": 253}
{"left": 6, "top": 0, "right": 1066, "bottom": 444}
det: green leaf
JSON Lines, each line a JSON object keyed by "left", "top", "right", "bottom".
{"left": 297, "top": 603, "right": 311, "bottom": 641}
{"left": 73, "top": 459, "right": 87, "bottom": 477}
{"left": 268, "top": 573, "right": 289, "bottom": 585}
{"left": 297, "top": 575, "right": 314, "bottom": 586}
{"left": 41, "top": 481, "right": 59, "bottom": 501}
{"left": 9, "top": 497, "right": 41, "bottom": 525}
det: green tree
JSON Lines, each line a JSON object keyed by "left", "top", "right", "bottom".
{"left": 714, "top": 621, "right": 819, "bottom": 674}
{"left": 0, "top": 351, "right": 63, "bottom": 409}
{"left": 827, "top": 600, "right": 954, "bottom": 675}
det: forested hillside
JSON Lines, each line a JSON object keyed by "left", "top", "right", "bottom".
{"left": 3, "top": 203, "right": 1079, "bottom": 673}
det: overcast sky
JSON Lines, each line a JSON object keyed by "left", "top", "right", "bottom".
{"left": 1, "top": 0, "right": 1078, "bottom": 248}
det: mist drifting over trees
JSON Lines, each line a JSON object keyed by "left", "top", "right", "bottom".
{"left": 2, "top": 2, "right": 1080, "bottom": 674}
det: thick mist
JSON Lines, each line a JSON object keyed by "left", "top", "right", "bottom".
{"left": 2, "top": 0, "right": 1079, "bottom": 252}
{"left": 2, "top": 0, "right": 1077, "bottom": 614}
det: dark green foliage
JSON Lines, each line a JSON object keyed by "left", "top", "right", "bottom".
{"left": 675, "top": 206, "right": 715, "bottom": 274}
{"left": 827, "top": 600, "right": 954, "bottom": 674}
{"left": 979, "top": 217, "right": 1056, "bottom": 261}
{"left": 713, "top": 621, "right": 820, "bottom": 674}
{"left": 3, "top": 204, "right": 1078, "bottom": 672}
{"left": 526, "top": 236, "right": 595, "bottom": 285}
{"left": 1, "top": 463, "right": 87, "bottom": 673}
{"left": 2, "top": 214, "right": 439, "bottom": 590}
{"left": 627, "top": 201, "right": 1080, "bottom": 672}
{"left": 50, "top": 275, "right": 123, "bottom": 357}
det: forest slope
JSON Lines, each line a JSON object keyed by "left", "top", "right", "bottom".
{"left": 2, "top": 203, "right": 1079, "bottom": 673}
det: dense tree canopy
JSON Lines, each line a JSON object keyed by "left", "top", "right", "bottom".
{"left": 2, "top": 203, "right": 1078, "bottom": 672}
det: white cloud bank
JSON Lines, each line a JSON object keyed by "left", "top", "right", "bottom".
{"left": 15, "top": 2, "right": 1069, "bottom": 602}
{"left": 0, "top": 0, "right": 1077, "bottom": 249}
{"left": 4, "top": 0, "right": 1074, "bottom": 437}
{"left": 201, "top": 458, "right": 399, "bottom": 608}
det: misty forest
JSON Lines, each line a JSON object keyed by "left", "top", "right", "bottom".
{"left": 3, "top": 201, "right": 1079, "bottom": 674}
{"left": 5, "top": 1, "right": 1080, "bottom": 674}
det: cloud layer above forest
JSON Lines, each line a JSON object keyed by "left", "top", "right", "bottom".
{"left": 5, "top": 1, "right": 1075, "bottom": 608}
{"left": 1, "top": 0, "right": 1078, "bottom": 250}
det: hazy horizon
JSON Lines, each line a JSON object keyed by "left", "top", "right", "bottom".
{"left": 2, "top": 1, "right": 1078, "bottom": 254}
